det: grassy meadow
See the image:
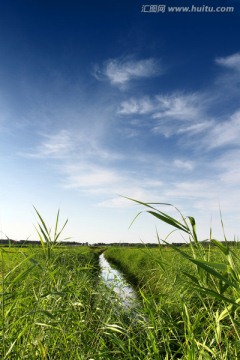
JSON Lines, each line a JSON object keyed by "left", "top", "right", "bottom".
{"left": 104, "top": 244, "right": 240, "bottom": 358}
{"left": 1, "top": 204, "right": 240, "bottom": 359}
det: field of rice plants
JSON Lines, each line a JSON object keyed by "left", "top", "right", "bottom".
{"left": 1, "top": 204, "right": 240, "bottom": 359}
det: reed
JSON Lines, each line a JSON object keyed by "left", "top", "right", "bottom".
{"left": 105, "top": 197, "right": 240, "bottom": 358}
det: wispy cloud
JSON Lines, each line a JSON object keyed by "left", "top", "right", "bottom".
{"left": 94, "top": 56, "right": 162, "bottom": 88}
{"left": 203, "top": 110, "right": 240, "bottom": 149}
{"left": 21, "top": 125, "right": 169, "bottom": 207}
{"left": 116, "top": 55, "right": 240, "bottom": 153}
{"left": 21, "top": 130, "right": 74, "bottom": 159}
{"left": 21, "top": 126, "right": 124, "bottom": 162}
{"left": 177, "top": 121, "right": 213, "bottom": 135}
{"left": 118, "top": 92, "right": 210, "bottom": 139}
{"left": 216, "top": 52, "right": 240, "bottom": 72}
{"left": 153, "top": 93, "right": 202, "bottom": 121}
{"left": 214, "top": 52, "right": 240, "bottom": 95}
{"left": 118, "top": 93, "right": 204, "bottom": 121}
{"left": 118, "top": 97, "right": 155, "bottom": 115}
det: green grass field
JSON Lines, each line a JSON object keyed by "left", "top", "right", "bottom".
{"left": 1, "top": 205, "right": 240, "bottom": 359}
{"left": 2, "top": 242, "right": 240, "bottom": 359}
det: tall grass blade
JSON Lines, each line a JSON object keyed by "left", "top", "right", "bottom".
{"left": 125, "top": 196, "right": 190, "bottom": 233}
{"left": 33, "top": 206, "right": 50, "bottom": 239}
{"left": 147, "top": 210, "right": 190, "bottom": 233}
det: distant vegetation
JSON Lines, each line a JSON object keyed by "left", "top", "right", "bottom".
{"left": 2, "top": 239, "right": 239, "bottom": 247}
{"left": 0, "top": 239, "right": 90, "bottom": 246}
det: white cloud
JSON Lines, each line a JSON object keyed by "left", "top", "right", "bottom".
{"left": 153, "top": 93, "right": 210, "bottom": 138}
{"left": 22, "top": 130, "right": 74, "bottom": 159}
{"left": 20, "top": 126, "right": 124, "bottom": 162}
{"left": 177, "top": 121, "right": 213, "bottom": 135}
{"left": 205, "top": 110, "right": 240, "bottom": 149}
{"left": 118, "top": 92, "right": 209, "bottom": 140}
{"left": 152, "top": 118, "right": 214, "bottom": 140}
{"left": 118, "top": 89, "right": 240, "bottom": 153}
{"left": 153, "top": 93, "right": 202, "bottom": 121}
{"left": 216, "top": 53, "right": 240, "bottom": 71}
{"left": 94, "top": 57, "right": 161, "bottom": 88}
{"left": 118, "top": 93, "right": 202, "bottom": 121}
{"left": 118, "top": 97, "right": 155, "bottom": 115}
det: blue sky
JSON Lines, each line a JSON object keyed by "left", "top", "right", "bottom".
{"left": 0, "top": 0, "right": 240, "bottom": 243}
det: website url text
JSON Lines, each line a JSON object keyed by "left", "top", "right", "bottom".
{"left": 141, "top": 4, "right": 235, "bottom": 13}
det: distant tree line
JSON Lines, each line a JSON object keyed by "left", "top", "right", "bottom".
{"left": 0, "top": 239, "right": 89, "bottom": 247}
{"left": 1, "top": 239, "right": 239, "bottom": 248}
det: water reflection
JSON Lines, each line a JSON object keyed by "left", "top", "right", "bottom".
{"left": 99, "top": 253, "right": 137, "bottom": 308}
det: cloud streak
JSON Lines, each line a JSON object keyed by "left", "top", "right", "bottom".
{"left": 216, "top": 52, "right": 240, "bottom": 72}
{"left": 204, "top": 110, "right": 240, "bottom": 149}
{"left": 118, "top": 92, "right": 213, "bottom": 140}
{"left": 118, "top": 93, "right": 204, "bottom": 121}
{"left": 94, "top": 57, "right": 162, "bottom": 88}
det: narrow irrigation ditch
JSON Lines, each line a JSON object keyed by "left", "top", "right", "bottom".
{"left": 99, "top": 253, "right": 138, "bottom": 310}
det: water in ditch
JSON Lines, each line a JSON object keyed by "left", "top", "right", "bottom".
{"left": 99, "top": 253, "right": 137, "bottom": 309}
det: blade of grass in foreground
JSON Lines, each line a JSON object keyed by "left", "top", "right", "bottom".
{"left": 125, "top": 196, "right": 191, "bottom": 234}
